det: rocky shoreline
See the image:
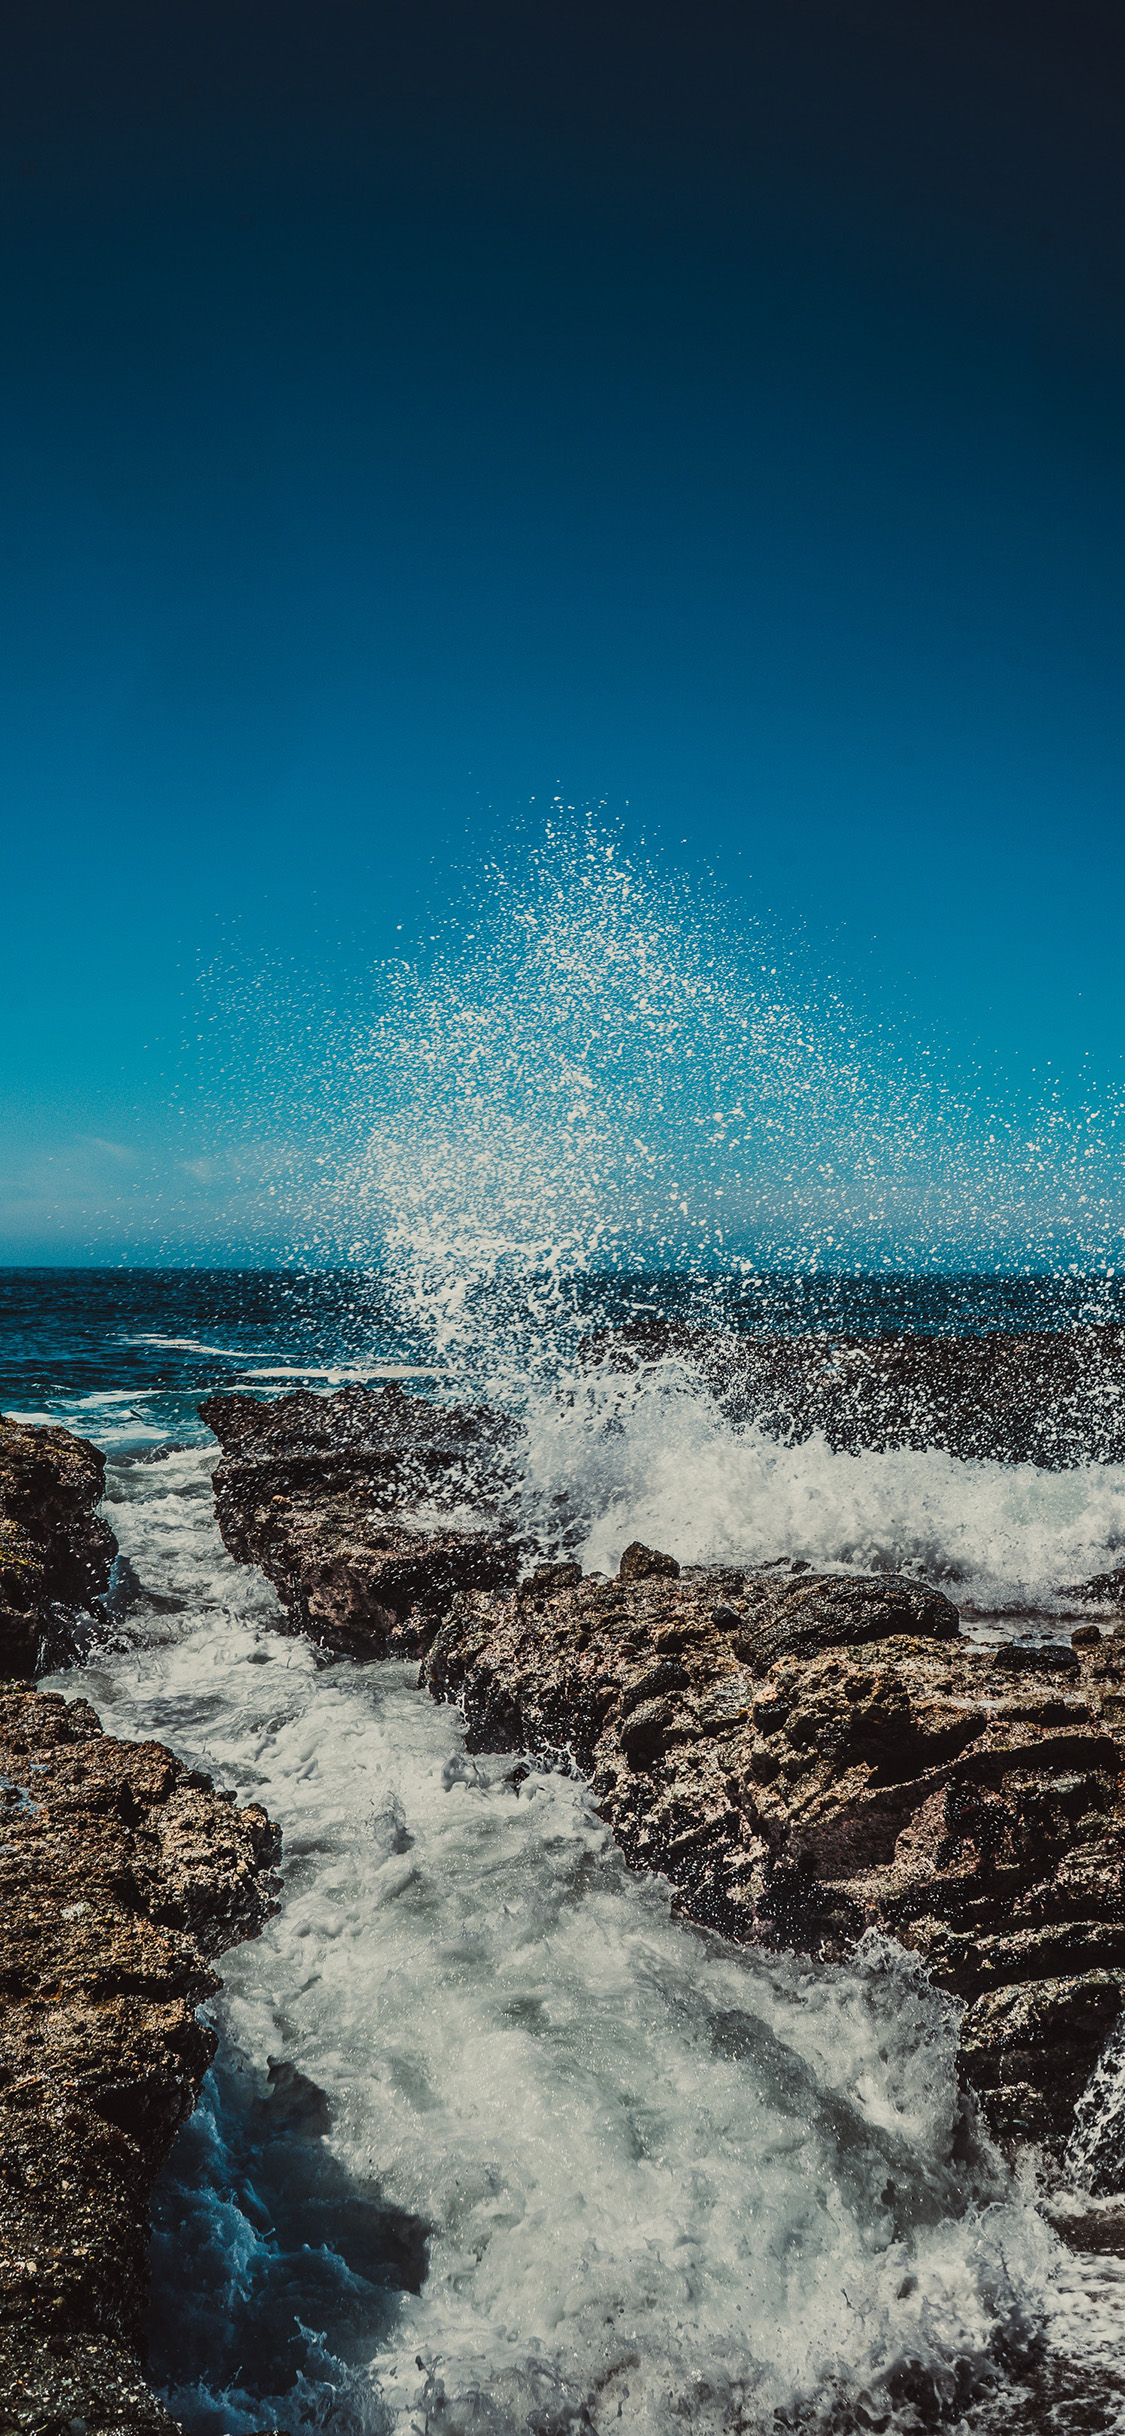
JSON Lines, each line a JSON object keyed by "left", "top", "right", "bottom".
{"left": 425, "top": 1563, "right": 1125, "bottom": 2156}
{"left": 0, "top": 1426, "right": 281, "bottom": 2435}
{"left": 205, "top": 1378, "right": 1125, "bottom": 2166}
{"left": 8, "top": 1344, "right": 1125, "bottom": 2430}
{"left": 0, "top": 1687, "right": 280, "bottom": 2433}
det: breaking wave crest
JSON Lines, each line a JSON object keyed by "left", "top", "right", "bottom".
{"left": 515, "top": 1354, "right": 1125, "bottom": 1617}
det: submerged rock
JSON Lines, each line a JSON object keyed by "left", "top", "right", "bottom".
{"left": 423, "top": 1559, "right": 1125, "bottom": 2159}
{"left": 0, "top": 1417, "right": 117, "bottom": 1676}
{"left": 203, "top": 1384, "right": 523, "bottom": 1655}
{"left": 0, "top": 1685, "right": 281, "bottom": 2433}
{"left": 593, "top": 1319, "right": 1125, "bottom": 1468}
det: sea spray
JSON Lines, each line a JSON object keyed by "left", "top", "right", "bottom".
{"left": 195, "top": 816, "right": 1125, "bottom": 1281}
{"left": 316, "top": 820, "right": 944, "bottom": 1309}
{"left": 515, "top": 1351, "right": 1125, "bottom": 1612}
{"left": 14, "top": 813, "right": 1125, "bottom": 2424}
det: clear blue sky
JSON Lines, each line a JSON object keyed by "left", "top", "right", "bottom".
{"left": 2, "top": 1, "right": 1124, "bottom": 1262}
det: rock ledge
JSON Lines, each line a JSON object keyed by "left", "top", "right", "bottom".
{"left": 0, "top": 1419, "right": 117, "bottom": 1677}
{"left": 0, "top": 1686, "right": 281, "bottom": 2434}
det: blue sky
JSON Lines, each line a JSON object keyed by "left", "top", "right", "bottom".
{"left": 2, "top": 1, "right": 1124, "bottom": 1262}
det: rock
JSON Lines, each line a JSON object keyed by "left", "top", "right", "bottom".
{"left": 202, "top": 1385, "right": 523, "bottom": 1656}
{"left": 588, "top": 1320, "right": 1125, "bottom": 1470}
{"left": 723, "top": 1569, "right": 959, "bottom": 1672}
{"left": 0, "top": 1417, "right": 117, "bottom": 1677}
{"left": 423, "top": 1564, "right": 1125, "bottom": 2157}
{"left": 530, "top": 1560, "right": 582, "bottom": 1591}
{"left": 1064, "top": 1569, "right": 1125, "bottom": 1611}
{"left": 200, "top": 1382, "right": 519, "bottom": 1509}
{"left": 0, "top": 1685, "right": 280, "bottom": 2432}
{"left": 1044, "top": 2195, "right": 1125, "bottom": 2254}
{"left": 959, "top": 1974, "right": 1125, "bottom": 2153}
{"left": 618, "top": 1540, "right": 680, "bottom": 1581}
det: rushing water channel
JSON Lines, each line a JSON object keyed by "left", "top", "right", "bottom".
{"left": 33, "top": 1432, "right": 1125, "bottom": 2436}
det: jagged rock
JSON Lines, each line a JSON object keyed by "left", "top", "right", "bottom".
{"left": 0, "top": 1686, "right": 280, "bottom": 2433}
{"left": 200, "top": 1382, "right": 518, "bottom": 1509}
{"left": 618, "top": 1541, "right": 681, "bottom": 1581}
{"left": 590, "top": 1320, "right": 1125, "bottom": 1469}
{"left": 202, "top": 1385, "right": 522, "bottom": 1656}
{"left": 423, "top": 1562, "right": 1125, "bottom": 2157}
{"left": 0, "top": 1418, "right": 117, "bottom": 1677}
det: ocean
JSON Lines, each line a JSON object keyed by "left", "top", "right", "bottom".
{"left": 6, "top": 1263, "right": 1125, "bottom": 2434}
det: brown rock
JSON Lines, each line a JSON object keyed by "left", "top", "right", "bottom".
{"left": 202, "top": 1385, "right": 523, "bottom": 1656}
{"left": 617, "top": 1541, "right": 681, "bottom": 1581}
{"left": 0, "top": 1686, "right": 280, "bottom": 2431}
{"left": 0, "top": 1419, "right": 117, "bottom": 1677}
{"left": 423, "top": 1564, "right": 1125, "bottom": 2156}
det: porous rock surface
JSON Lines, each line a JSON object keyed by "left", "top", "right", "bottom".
{"left": 424, "top": 1553, "right": 1125, "bottom": 2158}
{"left": 597, "top": 1320, "right": 1125, "bottom": 1470}
{"left": 0, "top": 1685, "right": 280, "bottom": 2434}
{"left": 202, "top": 1385, "right": 523, "bottom": 1655}
{"left": 0, "top": 1419, "right": 117, "bottom": 1678}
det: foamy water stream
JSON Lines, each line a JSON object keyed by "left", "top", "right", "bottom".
{"left": 41, "top": 1433, "right": 1125, "bottom": 2436}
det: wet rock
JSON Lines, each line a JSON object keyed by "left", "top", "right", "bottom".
{"left": 618, "top": 1541, "right": 680, "bottom": 1581}
{"left": 1045, "top": 2195, "right": 1125, "bottom": 2254}
{"left": 1064, "top": 1568, "right": 1125, "bottom": 1611}
{"left": 423, "top": 1563, "right": 1125, "bottom": 2156}
{"left": 530, "top": 1560, "right": 582, "bottom": 1591}
{"left": 0, "top": 1685, "right": 280, "bottom": 2432}
{"left": 723, "top": 1570, "right": 959, "bottom": 1673}
{"left": 201, "top": 1382, "right": 518, "bottom": 1509}
{"left": 590, "top": 1320, "right": 1125, "bottom": 1470}
{"left": 202, "top": 1385, "right": 522, "bottom": 1656}
{"left": 0, "top": 1419, "right": 117, "bottom": 1677}
{"left": 959, "top": 1974, "right": 1125, "bottom": 2153}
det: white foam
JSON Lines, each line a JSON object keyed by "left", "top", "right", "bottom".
{"left": 236, "top": 1364, "right": 446, "bottom": 1381}
{"left": 125, "top": 1336, "right": 251, "bottom": 1355}
{"left": 513, "top": 1355, "right": 1125, "bottom": 1614}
